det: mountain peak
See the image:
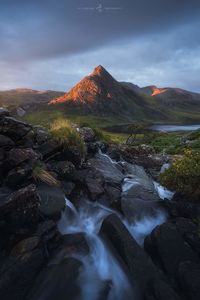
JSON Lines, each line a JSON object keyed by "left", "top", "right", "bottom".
{"left": 91, "top": 65, "right": 113, "bottom": 78}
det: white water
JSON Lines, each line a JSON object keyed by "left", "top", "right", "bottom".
{"left": 58, "top": 199, "right": 134, "bottom": 300}
{"left": 57, "top": 152, "right": 172, "bottom": 299}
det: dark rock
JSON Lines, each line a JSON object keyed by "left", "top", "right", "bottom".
{"left": 144, "top": 222, "right": 200, "bottom": 280}
{"left": 50, "top": 160, "right": 75, "bottom": 180}
{"left": 0, "top": 116, "right": 32, "bottom": 141}
{"left": 10, "top": 236, "right": 40, "bottom": 258}
{"left": 33, "top": 126, "right": 50, "bottom": 145}
{"left": 61, "top": 181, "right": 75, "bottom": 197}
{"left": 37, "top": 183, "right": 65, "bottom": 219}
{"left": 0, "top": 134, "right": 15, "bottom": 148}
{"left": 175, "top": 218, "right": 200, "bottom": 255}
{"left": 5, "top": 164, "right": 32, "bottom": 188}
{"left": 0, "top": 248, "right": 44, "bottom": 300}
{"left": 27, "top": 257, "right": 82, "bottom": 300}
{"left": 61, "top": 233, "right": 89, "bottom": 256}
{"left": 37, "top": 140, "right": 62, "bottom": 161}
{"left": 104, "top": 183, "right": 121, "bottom": 207}
{"left": 86, "top": 141, "right": 99, "bottom": 155}
{"left": 121, "top": 164, "right": 160, "bottom": 221}
{"left": 0, "top": 184, "right": 40, "bottom": 233}
{"left": 79, "top": 126, "right": 96, "bottom": 142}
{"left": 144, "top": 278, "right": 181, "bottom": 300}
{"left": 0, "top": 108, "right": 10, "bottom": 117}
{"left": 0, "top": 148, "right": 5, "bottom": 161}
{"left": 161, "top": 198, "right": 200, "bottom": 220}
{"left": 178, "top": 261, "right": 200, "bottom": 300}
{"left": 72, "top": 167, "right": 105, "bottom": 200}
{"left": 7, "top": 148, "right": 41, "bottom": 168}
{"left": 88, "top": 156, "right": 124, "bottom": 185}
{"left": 101, "top": 214, "right": 180, "bottom": 299}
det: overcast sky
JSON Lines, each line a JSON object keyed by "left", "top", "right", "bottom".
{"left": 0, "top": 0, "right": 200, "bottom": 92}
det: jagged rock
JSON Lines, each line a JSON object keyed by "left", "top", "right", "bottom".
{"left": 37, "top": 140, "right": 62, "bottom": 161}
{"left": 121, "top": 163, "right": 160, "bottom": 221}
{"left": 27, "top": 257, "right": 82, "bottom": 300}
{"left": 0, "top": 116, "right": 32, "bottom": 141}
{"left": 79, "top": 127, "right": 96, "bottom": 142}
{"left": 5, "top": 164, "right": 32, "bottom": 188}
{"left": 144, "top": 222, "right": 200, "bottom": 280}
{"left": 178, "top": 261, "right": 200, "bottom": 300}
{"left": 0, "top": 184, "right": 40, "bottom": 233}
{"left": 37, "top": 183, "right": 65, "bottom": 219}
{"left": 61, "top": 181, "right": 75, "bottom": 197}
{"left": 73, "top": 167, "right": 105, "bottom": 200}
{"left": 50, "top": 160, "right": 75, "bottom": 180}
{"left": 0, "top": 247, "right": 44, "bottom": 300}
{"left": 6, "top": 148, "right": 41, "bottom": 169}
{"left": 33, "top": 126, "right": 50, "bottom": 145}
{"left": 101, "top": 214, "right": 181, "bottom": 299}
{"left": 0, "top": 134, "right": 15, "bottom": 148}
{"left": 0, "top": 108, "right": 10, "bottom": 117}
{"left": 88, "top": 156, "right": 124, "bottom": 185}
{"left": 10, "top": 236, "right": 40, "bottom": 258}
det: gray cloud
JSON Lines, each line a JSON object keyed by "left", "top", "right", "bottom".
{"left": 0, "top": 0, "right": 200, "bottom": 91}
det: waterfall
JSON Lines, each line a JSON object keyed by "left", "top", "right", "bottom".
{"left": 58, "top": 199, "right": 134, "bottom": 300}
{"left": 57, "top": 151, "right": 172, "bottom": 299}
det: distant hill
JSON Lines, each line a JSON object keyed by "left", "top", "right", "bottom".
{"left": 49, "top": 66, "right": 200, "bottom": 123}
{"left": 0, "top": 88, "right": 64, "bottom": 109}
{"left": 1, "top": 67, "right": 200, "bottom": 124}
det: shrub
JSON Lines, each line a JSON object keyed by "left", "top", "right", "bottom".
{"left": 50, "top": 118, "right": 86, "bottom": 157}
{"left": 32, "top": 163, "right": 59, "bottom": 186}
{"left": 160, "top": 149, "right": 200, "bottom": 198}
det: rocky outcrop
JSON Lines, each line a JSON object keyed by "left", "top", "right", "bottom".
{"left": 101, "top": 214, "right": 181, "bottom": 300}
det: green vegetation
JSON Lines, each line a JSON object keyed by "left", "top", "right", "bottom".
{"left": 160, "top": 150, "right": 200, "bottom": 199}
{"left": 50, "top": 118, "right": 86, "bottom": 157}
{"left": 24, "top": 110, "right": 66, "bottom": 128}
{"left": 32, "top": 163, "right": 59, "bottom": 186}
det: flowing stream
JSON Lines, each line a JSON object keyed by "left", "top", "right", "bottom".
{"left": 57, "top": 151, "right": 173, "bottom": 299}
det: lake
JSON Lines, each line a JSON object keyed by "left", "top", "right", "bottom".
{"left": 151, "top": 124, "right": 200, "bottom": 132}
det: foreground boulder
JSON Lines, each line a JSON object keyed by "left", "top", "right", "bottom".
{"left": 0, "top": 116, "right": 32, "bottom": 142}
{"left": 144, "top": 221, "right": 200, "bottom": 298}
{"left": 101, "top": 214, "right": 181, "bottom": 300}
{"left": 27, "top": 257, "right": 82, "bottom": 300}
{"left": 0, "top": 184, "right": 40, "bottom": 233}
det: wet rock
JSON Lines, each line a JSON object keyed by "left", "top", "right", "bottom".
{"left": 79, "top": 126, "right": 96, "bottom": 142}
{"left": 50, "top": 160, "right": 75, "bottom": 180}
{"left": 101, "top": 214, "right": 180, "bottom": 299}
{"left": 121, "top": 164, "right": 160, "bottom": 221}
{"left": 88, "top": 156, "right": 124, "bottom": 185}
{"left": 61, "top": 181, "right": 76, "bottom": 197}
{"left": 85, "top": 168, "right": 105, "bottom": 200}
{"left": 144, "top": 222, "right": 200, "bottom": 280}
{"left": 0, "top": 116, "right": 32, "bottom": 141}
{"left": 61, "top": 233, "right": 89, "bottom": 256}
{"left": 37, "top": 183, "right": 65, "bottom": 219}
{"left": 0, "top": 134, "right": 15, "bottom": 148}
{"left": 27, "top": 257, "right": 82, "bottom": 300}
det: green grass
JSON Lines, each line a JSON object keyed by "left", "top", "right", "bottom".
{"left": 50, "top": 118, "right": 86, "bottom": 157}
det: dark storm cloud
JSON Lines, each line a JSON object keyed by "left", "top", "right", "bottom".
{"left": 0, "top": 0, "right": 200, "bottom": 91}
{"left": 0, "top": 0, "right": 200, "bottom": 61}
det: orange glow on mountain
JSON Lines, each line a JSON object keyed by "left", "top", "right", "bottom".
{"left": 151, "top": 87, "right": 168, "bottom": 96}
